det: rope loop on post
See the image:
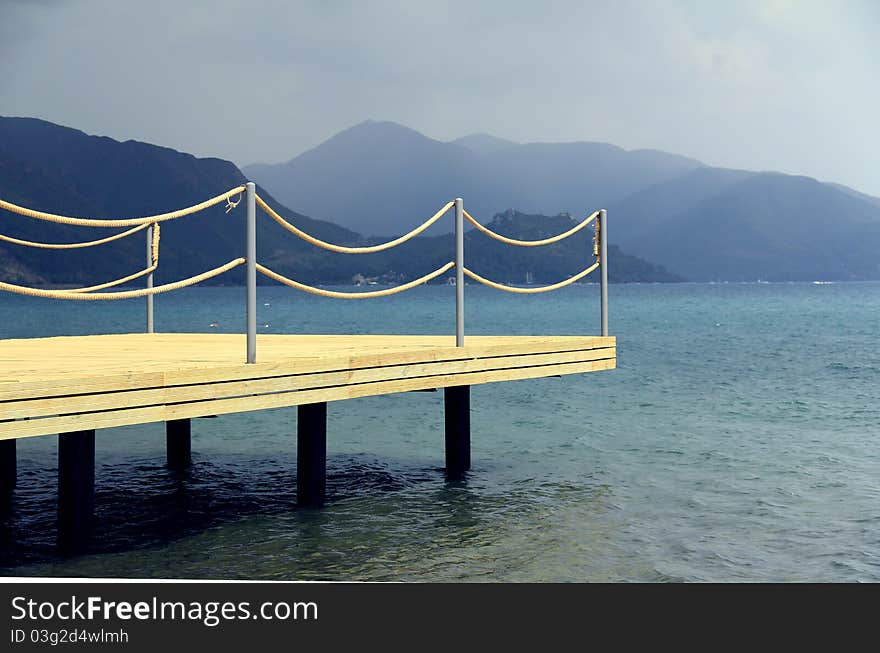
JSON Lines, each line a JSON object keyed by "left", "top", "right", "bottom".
{"left": 150, "top": 223, "right": 160, "bottom": 264}
{"left": 225, "top": 190, "right": 243, "bottom": 214}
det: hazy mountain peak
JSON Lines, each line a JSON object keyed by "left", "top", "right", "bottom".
{"left": 451, "top": 133, "right": 518, "bottom": 155}
{"left": 245, "top": 120, "right": 704, "bottom": 235}
{"left": 331, "top": 119, "right": 441, "bottom": 146}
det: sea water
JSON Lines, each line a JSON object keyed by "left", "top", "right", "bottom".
{"left": 0, "top": 282, "right": 878, "bottom": 581}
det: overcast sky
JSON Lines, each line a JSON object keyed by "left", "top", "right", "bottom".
{"left": 2, "top": 0, "right": 878, "bottom": 194}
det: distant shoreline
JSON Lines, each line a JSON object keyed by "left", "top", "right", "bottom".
{"left": 14, "top": 279, "right": 880, "bottom": 292}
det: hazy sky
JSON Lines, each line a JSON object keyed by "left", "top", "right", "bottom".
{"left": 2, "top": 0, "right": 878, "bottom": 194}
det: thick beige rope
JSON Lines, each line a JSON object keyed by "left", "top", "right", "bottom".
{"left": 0, "top": 187, "right": 246, "bottom": 227}
{"left": 256, "top": 261, "right": 455, "bottom": 299}
{"left": 462, "top": 260, "right": 600, "bottom": 293}
{"left": 256, "top": 194, "right": 454, "bottom": 254}
{"left": 150, "top": 223, "right": 160, "bottom": 263}
{"left": 0, "top": 222, "right": 160, "bottom": 293}
{"left": 0, "top": 258, "right": 245, "bottom": 300}
{"left": 0, "top": 222, "right": 149, "bottom": 249}
{"left": 463, "top": 209, "right": 599, "bottom": 247}
{"left": 65, "top": 223, "right": 160, "bottom": 292}
{"left": 68, "top": 262, "right": 157, "bottom": 293}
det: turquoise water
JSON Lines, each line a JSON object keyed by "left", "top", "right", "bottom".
{"left": 1, "top": 282, "right": 879, "bottom": 581}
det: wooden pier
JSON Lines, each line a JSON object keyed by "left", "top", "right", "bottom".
{"left": 0, "top": 334, "right": 615, "bottom": 439}
{"left": 0, "top": 333, "right": 615, "bottom": 547}
{"left": 0, "top": 185, "right": 615, "bottom": 549}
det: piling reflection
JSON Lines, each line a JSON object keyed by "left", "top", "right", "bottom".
{"left": 0, "top": 453, "right": 440, "bottom": 571}
{"left": 0, "top": 446, "right": 612, "bottom": 581}
{"left": 433, "top": 479, "right": 481, "bottom": 533}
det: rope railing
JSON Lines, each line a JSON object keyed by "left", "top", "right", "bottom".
{"left": 256, "top": 261, "right": 455, "bottom": 299}
{"left": 67, "top": 223, "right": 161, "bottom": 293}
{"left": 463, "top": 261, "right": 600, "bottom": 294}
{"left": 0, "top": 182, "right": 609, "bottom": 361}
{"left": 256, "top": 194, "right": 454, "bottom": 254}
{"left": 0, "top": 221, "right": 162, "bottom": 295}
{"left": 0, "top": 186, "right": 245, "bottom": 227}
{"left": 0, "top": 258, "right": 245, "bottom": 301}
{"left": 67, "top": 262, "right": 157, "bottom": 294}
{"left": 463, "top": 209, "right": 599, "bottom": 247}
{"left": 0, "top": 222, "right": 150, "bottom": 249}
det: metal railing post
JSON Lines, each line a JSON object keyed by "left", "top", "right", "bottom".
{"left": 455, "top": 198, "right": 464, "bottom": 346}
{"left": 246, "top": 182, "right": 257, "bottom": 363}
{"left": 599, "top": 209, "right": 608, "bottom": 337}
{"left": 146, "top": 225, "right": 154, "bottom": 333}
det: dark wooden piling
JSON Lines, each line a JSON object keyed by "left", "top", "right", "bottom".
{"left": 297, "top": 403, "right": 327, "bottom": 507}
{"left": 0, "top": 439, "right": 15, "bottom": 492}
{"left": 0, "top": 440, "right": 14, "bottom": 520}
{"left": 166, "top": 419, "right": 192, "bottom": 469}
{"left": 444, "top": 385, "right": 471, "bottom": 478}
{"left": 58, "top": 430, "right": 95, "bottom": 551}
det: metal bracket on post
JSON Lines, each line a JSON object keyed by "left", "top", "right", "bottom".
{"left": 599, "top": 209, "right": 608, "bottom": 337}
{"left": 146, "top": 225, "right": 154, "bottom": 334}
{"left": 246, "top": 182, "right": 257, "bottom": 363}
{"left": 455, "top": 197, "right": 464, "bottom": 347}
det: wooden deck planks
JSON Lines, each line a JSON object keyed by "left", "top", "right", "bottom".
{"left": 0, "top": 333, "right": 616, "bottom": 440}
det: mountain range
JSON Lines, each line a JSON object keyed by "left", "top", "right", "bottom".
{"left": 247, "top": 120, "right": 880, "bottom": 281}
{"left": 0, "top": 116, "right": 675, "bottom": 287}
{"left": 245, "top": 120, "right": 701, "bottom": 238}
{"left": 3, "top": 116, "right": 879, "bottom": 285}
